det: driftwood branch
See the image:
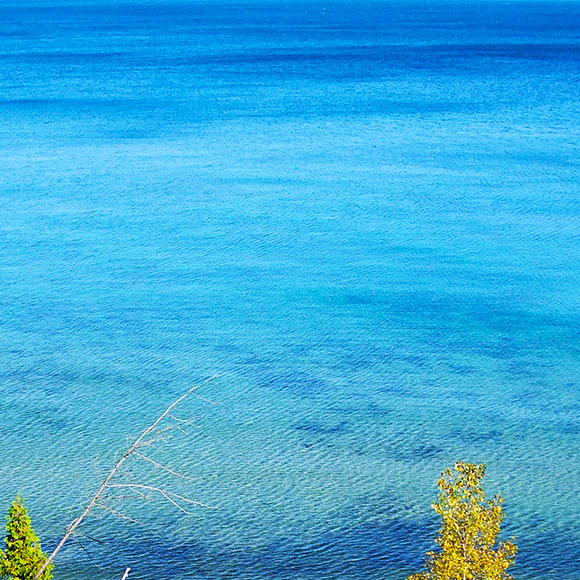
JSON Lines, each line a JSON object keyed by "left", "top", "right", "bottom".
{"left": 33, "top": 375, "right": 218, "bottom": 580}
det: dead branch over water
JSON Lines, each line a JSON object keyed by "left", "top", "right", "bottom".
{"left": 34, "top": 375, "right": 218, "bottom": 580}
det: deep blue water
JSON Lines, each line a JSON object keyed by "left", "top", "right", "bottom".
{"left": 1, "top": 1, "right": 579, "bottom": 578}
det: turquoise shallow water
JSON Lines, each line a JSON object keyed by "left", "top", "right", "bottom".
{"left": 0, "top": 1, "right": 579, "bottom": 578}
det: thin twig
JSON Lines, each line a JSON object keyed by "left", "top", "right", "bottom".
{"left": 95, "top": 501, "right": 144, "bottom": 526}
{"left": 169, "top": 415, "right": 198, "bottom": 424}
{"left": 33, "top": 375, "right": 218, "bottom": 580}
{"left": 134, "top": 452, "right": 199, "bottom": 482}
{"left": 106, "top": 484, "right": 214, "bottom": 510}
{"left": 190, "top": 392, "right": 221, "bottom": 406}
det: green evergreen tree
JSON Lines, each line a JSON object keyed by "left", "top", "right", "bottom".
{"left": 0, "top": 497, "right": 52, "bottom": 580}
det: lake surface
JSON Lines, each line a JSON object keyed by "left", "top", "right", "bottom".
{"left": 0, "top": 0, "right": 579, "bottom": 578}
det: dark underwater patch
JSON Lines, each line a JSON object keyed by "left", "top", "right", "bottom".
{"left": 519, "top": 532, "right": 580, "bottom": 577}
{"left": 294, "top": 420, "right": 349, "bottom": 436}
{"left": 559, "top": 420, "right": 580, "bottom": 436}
{"left": 50, "top": 509, "right": 435, "bottom": 580}
{"left": 448, "top": 363, "right": 477, "bottom": 375}
{"left": 412, "top": 443, "right": 444, "bottom": 459}
{"left": 257, "top": 370, "right": 328, "bottom": 398}
{"left": 454, "top": 429, "right": 503, "bottom": 443}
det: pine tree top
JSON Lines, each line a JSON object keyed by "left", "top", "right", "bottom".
{"left": 0, "top": 497, "right": 53, "bottom": 580}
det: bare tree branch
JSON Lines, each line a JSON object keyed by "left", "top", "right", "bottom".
{"left": 105, "top": 484, "right": 214, "bottom": 511}
{"left": 169, "top": 415, "right": 198, "bottom": 424}
{"left": 189, "top": 392, "right": 221, "bottom": 406}
{"left": 33, "top": 375, "right": 218, "bottom": 580}
{"left": 95, "top": 500, "right": 144, "bottom": 526}
{"left": 134, "top": 452, "right": 199, "bottom": 482}
{"left": 92, "top": 456, "right": 102, "bottom": 481}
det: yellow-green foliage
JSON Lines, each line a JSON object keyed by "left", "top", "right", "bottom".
{"left": 0, "top": 497, "right": 52, "bottom": 580}
{"left": 409, "top": 462, "right": 517, "bottom": 580}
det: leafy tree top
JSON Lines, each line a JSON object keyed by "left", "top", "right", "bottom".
{"left": 409, "top": 462, "right": 517, "bottom": 580}
{"left": 0, "top": 496, "right": 53, "bottom": 580}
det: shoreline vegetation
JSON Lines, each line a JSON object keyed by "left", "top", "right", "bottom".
{"left": 1, "top": 384, "right": 517, "bottom": 580}
{"left": 408, "top": 462, "right": 517, "bottom": 580}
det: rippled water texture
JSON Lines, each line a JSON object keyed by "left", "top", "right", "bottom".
{"left": 1, "top": 0, "right": 579, "bottom": 578}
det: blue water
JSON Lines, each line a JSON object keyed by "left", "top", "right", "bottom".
{"left": 1, "top": 0, "right": 579, "bottom": 578}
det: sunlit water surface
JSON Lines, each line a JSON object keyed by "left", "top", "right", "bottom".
{"left": 0, "top": 1, "right": 579, "bottom": 578}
